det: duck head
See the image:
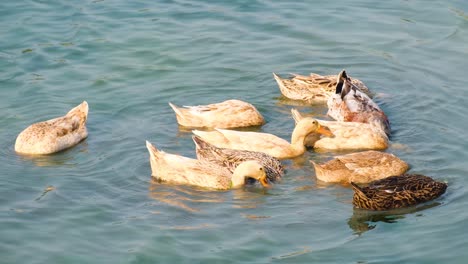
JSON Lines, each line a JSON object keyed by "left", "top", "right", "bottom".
{"left": 231, "top": 160, "right": 270, "bottom": 188}
{"left": 296, "top": 117, "right": 334, "bottom": 138}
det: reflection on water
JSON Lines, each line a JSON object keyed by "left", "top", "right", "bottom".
{"left": 14, "top": 141, "right": 88, "bottom": 167}
{"left": 148, "top": 174, "right": 270, "bottom": 212}
{"left": 231, "top": 187, "right": 269, "bottom": 209}
{"left": 18, "top": 154, "right": 76, "bottom": 167}
{"left": 241, "top": 213, "right": 271, "bottom": 220}
{"left": 148, "top": 179, "right": 225, "bottom": 213}
{"left": 175, "top": 125, "right": 214, "bottom": 136}
{"left": 348, "top": 202, "right": 442, "bottom": 235}
{"left": 289, "top": 154, "right": 311, "bottom": 170}
{"left": 35, "top": 185, "right": 56, "bottom": 201}
{"left": 158, "top": 223, "right": 217, "bottom": 231}
{"left": 271, "top": 246, "right": 313, "bottom": 260}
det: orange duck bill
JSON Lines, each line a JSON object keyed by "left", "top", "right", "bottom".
{"left": 259, "top": 175, "right": 271, "bottom": 188}
{"left": 316, "top": 124, "right": 334, "bottom": 137}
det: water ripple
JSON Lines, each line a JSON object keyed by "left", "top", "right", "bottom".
{"left": 1, "top": 0, "right": 468, "bottom": 263}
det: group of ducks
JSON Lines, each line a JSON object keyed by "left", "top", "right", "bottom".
{"left": 14, "top": 70, "right": 447, "bottom": 211}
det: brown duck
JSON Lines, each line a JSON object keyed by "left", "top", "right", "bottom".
{"left": 273, "top": 72, "right": 372, "bottom": 103}
{"left": 312, "top": 150, "right": 409, "bottom": 184}
{"left": 351, "top": 174, "right": 447, "bottom": 211}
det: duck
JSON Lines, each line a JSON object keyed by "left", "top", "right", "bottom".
{"left": 273, "top": 72, "right": 372, "bottom": 103}
{"left": 192, "top": 117, "right": 334, "bottom": 159}
{"left": 168, "top": 99, "right": 264, "bottom": 129}
{"left": 192, "top": 135, "right": 284, "bottom": 183}
{"left": 351, "top": 174, "right": 447, "bottom": 211}
{"left": 327, "top": 70, "right": 390, "bottom": 135}
{"left": 291, "top": 109, "right": 388, "bottom": 150}
{"left": 145, "top": 141, "right": 270, "bottom": 190}
{"left": 15, "top": 101, "right": 89, "bottom": 155}
{"left": 311, "top": 150, "right": 409, "bottom": 184}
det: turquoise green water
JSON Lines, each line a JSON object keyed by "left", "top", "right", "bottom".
{"left": 1, "top": 0, "right": 468, "bottom": 263}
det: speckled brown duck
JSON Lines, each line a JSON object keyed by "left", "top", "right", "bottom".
{"left": 351, "top": 174, "right": 447, "bottom": 211}
{"left": 193, "top": 135, "right": 284, "bottom": 183}
{"left": 15, "top": 101, "right": 89, "bottom": 155}
{"left": 273, "top": 72, "right": 372, "bottom": 103}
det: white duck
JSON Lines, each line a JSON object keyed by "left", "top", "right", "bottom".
{"left": 192, "top": 117, "right": 333, "bottom": 159}
{"left": 291, "top": 109, "right": 388, "bottom": 150}
{"left": 146, "top": 141, "right": 270, "bottom": 190}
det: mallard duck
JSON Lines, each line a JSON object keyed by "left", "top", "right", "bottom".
{"left": 273, "top": 72, "right": 372, "bottom": 103}
{"left": 312, "top": 150, "right": 409, "bottom": 184}
{"left": 15, "top": 101, "right": 89, "bottom": 155}
{"left": 351, "top": 174, "right": 447, "bottom": 211}
{"left": 168, "top": 99, "right": 264, "bottom": 129}
{"left": 291, "top": 109, "right": 388, "bottom": 150}
{"left": 146, "top": 141, "right": 270, "bottom": 190}
{"left": 192, "top": 117, "right": 334, "bottom": 159}
{"left": 327, "top": 70, "right": 390, "bottom": 135}
{"left": 193, "top": 135, "right": 284, "bottom": 182}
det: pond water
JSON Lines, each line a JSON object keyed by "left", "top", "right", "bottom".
{"left": 1, "top": 0, "right": 468, "bottom": 263}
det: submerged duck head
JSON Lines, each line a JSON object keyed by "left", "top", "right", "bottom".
{"left": 232, "top": 160, "right": 270, "bottom": 188}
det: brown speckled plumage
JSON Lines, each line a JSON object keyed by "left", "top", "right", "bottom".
{"left": 312, "top": 150, "right": 409, "bottom": 184}
{"left": 193, "top": 135, "right": 284, "bottom": 182}
{"left": 14, "top": 101, "right": 89, "bottom": 155}
{"left": 273, "top": 72, "right": 372, "bottom": 103}
{"left": 351, "top": 174, "right": 447, "bottom": 211}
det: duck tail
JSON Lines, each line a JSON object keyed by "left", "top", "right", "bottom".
{"left": 66, "top": 101, "right": 89, "bottom": 124}
{"left": 335, "top": 70, "right": 345, "bottom": 95}
{"left": 272, "top": 72, "right": 282, "bottom": 81}
{"left": 290, "top": 108, "right": 303, "bottom": 124}
{"left": 192, "top": 135, "right": 214, "bottom": 150}
{"left": 168, "top": 102, "right": 185, "bottom": 120}
{"left": 273, "top": 72, "right": 289, "bottom": 92}
{"left": 145, "top": 140, "right": 161, "bottom": 160}
{"left": 309, "top": 160, "right": 318, "bottom": 168}
{"left": 350, "top": 182, "right": 368, "bottom": 199}
{"left": 335, "top": 70, "right": 352, "bottom": 99}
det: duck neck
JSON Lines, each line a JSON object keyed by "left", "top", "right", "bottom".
{"left": 305, "top": 133, "right": 322, "bottom": 146}
{"left": 290, "top": 128, "right": 307, "bottom": 156}
{"left": 231, "top": 170, "right": 246, "bottom": 188}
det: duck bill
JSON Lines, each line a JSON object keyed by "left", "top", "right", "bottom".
{"left": 316, "top": 124, "right": 334, "bottom": 137}
{"left": 259, "top": 176, "right": 271, "bottom": 188}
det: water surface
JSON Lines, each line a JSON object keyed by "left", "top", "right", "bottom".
{"left": 1, "top": 0, "right": 468, "bottom": 263}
